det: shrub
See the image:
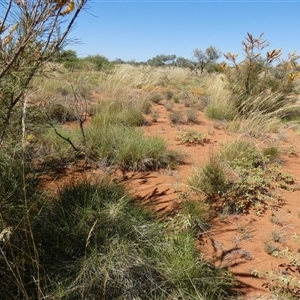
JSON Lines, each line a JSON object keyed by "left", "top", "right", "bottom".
{"left": 179, "top": 130, "right": 209, "bottom": 145}
{"left": 46, "top": 103, "right": 77, "bottom": 123}
{"left": 205, "top": 98, "right": 236, "bottom": 121}
{"left": 221, "top": 33, "right": 300, "bottom": 118}
{"left": 92, "top": 99, "right": 146, "bottom": 127}
{"left": 186, "top": 108, "right": 199, "bottom": 123}
{"left": 189, "top": 139, "right": 291, "bottom": 214}
{"left": 86, "top": 125, "right": 182, "bottom": 171}
{"left": 0, "top": 180, "right": 235, "bottom": 299}
{"left": 82, "top": 54, "right": 114, "bottom": 71}
{"left": 164, "top": 90, "right": 174, "bottom": 100}
{"left": 189, "top": 155, "right": 228, "bottom": 197}
{"left": 0, "top": 0, "right": 87, "bottom": 146}
{"left": 169, "top": 110, "right": 185, "bottom": 124}
{"left": 148, "top": 93, "right": 164, "bottom": 103}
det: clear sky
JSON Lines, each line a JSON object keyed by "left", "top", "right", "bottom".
{"left": 68, "top": 0, "right": 300, "bottom": 62}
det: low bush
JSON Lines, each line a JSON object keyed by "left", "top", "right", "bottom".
{"left": 189, "top": 139, "right": 291, "bottom": 214}
{"left": 87, "top": 125, "right": 182, "bottom": 171}
{"left": 169, "top": 110, "right": 185, "bottom": 124}
{"left": 0, "top": 178, "right": 237, "bottom": 299}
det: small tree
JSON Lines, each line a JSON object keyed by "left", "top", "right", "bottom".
{"left": 147, "top": 54, "right": 177, "bottom": 67}
{"left": 175, "top": 56, "right": 196, "bottom": 72}
{"left": 0, "top": 0, "right": 87, "bottom": 146}
{"left": 193, "top": 46, "right": 221, "bottom": 73}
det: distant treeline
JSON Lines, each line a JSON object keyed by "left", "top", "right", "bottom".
{"left": 55, "top": 46, "right": 221, "bottom": 74}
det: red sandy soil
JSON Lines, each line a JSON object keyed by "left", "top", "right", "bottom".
{"left": 41, "top": 99, "right": 300, "bottom": 299}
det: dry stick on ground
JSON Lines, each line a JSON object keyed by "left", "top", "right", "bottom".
{"left": 69, "top": 83, "right": 88, "bottom": 145}
{"left": 46, "top": 112, "right": 79, "bottom": 152}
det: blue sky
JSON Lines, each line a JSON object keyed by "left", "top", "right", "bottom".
{"left": 68, "top": 1, "right": 300, "bottom": 62}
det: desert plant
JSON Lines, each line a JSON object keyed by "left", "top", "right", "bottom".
{"left": 82, "top": 54, "right": 114, "bottom": 71}
{"left": 204, "top": 98, "right": 236, "bottom": 121}
{"left": 189, "top": 139, "right": 292, "bottom": 214}
{"left": 169, "top": 110, "right": 185, "bottom": 124}
{"left": 148, "top": 93, "right": 164, "bottom": 103}
{"left": 221, "top": 33, "right": 300, "bottom": 117}
{"left": 252, "top": 236, "right": 300, "bottom": 298}
{"left": 189, "top": 155, "right": 228, "bottom": 197}
{"left": 263, "top": 145, "right": 281, "bottom": 161}
{"left": 7, "top": 179, "right": 235, "bottom": 299}
{"left": 86, "top": 125, "right": 182, "bottom": 171}
{"left": 164, "top": 90, "right": 174, "bottom": 100}
{"left": 179, "top": 129, "right": 209, "bottom": 145}
{"left": 0, "top": 0, "right": 87, "bottom": 146}
{"left": 186, "top": 108, "right": 199, "bottom": 123}
{"left": 193, "top": 46, "right": 221, "bottom": 74}
{"left": 164, "top": 100, "right": 174, "bottom": 111}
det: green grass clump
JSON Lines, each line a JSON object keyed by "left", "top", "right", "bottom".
{"left": 204, "top": 99, "right": 236, "bottom": 121}
{"left": 92, "top": 99, "right": 147, "bottom": 127}
{"left": 189, "top": 139, "right": 289, "bottom": 215}
{"left": 0, "top": 179, "right": 235, "bottom": 299}
{"left": 87, "top": 124, "right": 182, "bottom": 170}
{"left": 189, "top": 155, "right": 228, "bottom": 197}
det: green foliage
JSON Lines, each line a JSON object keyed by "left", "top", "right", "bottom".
{"left": 46, "top": 103, "right": 77, "bottom": 123}
{"left": 193, "top": 46, "right": 221, "bottom": 73}
{"left": 83, "top": 54, "right": 114, "bottom": 71}
{"left": 175, "top": 57, "right": 196, "bottom": 71}
{"left": 204, "top": 99, "right": 236, "bottom": 121}
{"left": 189, "top": 139, "right": 292, "bottom": 214}
{"left": 222, "top": 33, "right": 299, "bottom": 116}
{"left": 0, "top": 150, "right": 40, "bottom": 228}
{"left": 180, "top": 199, "right": 211, "bottom": 235}
{"left": 147, "top": 54, "right": 177, "bottom": 67}
{"left": 55, "top": 49, "right": 78, "bottom": 63}
{"left": 0, "top": 179, "right": 236, "bottom": 299}
{"left": 252, "top": 242, "right": 300, "bottom": 298}
{"left": 87, "top": 125, "right": 182, "bottom": 171}
{"left": 179, "top": 129, "right": 209, "bottom": 145}
{"left": 263, "top": 145, "right": 281, "bottom": 161}
{"left": 0, "top": 0, "right": 87, "bottom": 145}
{"left": 92, "top": 99, "right": 147, "bottom": 127}
{"left": 189, "top": 156, "right": 228, "bottom": 197}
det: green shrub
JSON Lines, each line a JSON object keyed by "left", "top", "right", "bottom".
{"left": 82, "top": 54, "right": 114, "bottom": 71}
{"left": 221, "top": 33, "right": 299, "bottom": 120}
{"left": 189, "top": 139, "right": 290, "bottom": 214}
{"left": 92, "top": 99, "right": 146, "bottom": 127}
{"left": 179, "top": 129, "right": 209, "bottom": 145}
{"left": 218, "top": 138, "right": 261, "bottom": 164}
{"left": 189, "top": 156, "right": 228, "bottom": 197}
{"left": 263, "top": 145, "right": 281, "bottom": 161}
{"left": 87, "top": 125, "right": 182, "bottom": 171}
{"left": 26, "top": 180, "right": 235, "bottom": 299}
{"left": 205, "top": 99, "right": 236, "bottom": 121}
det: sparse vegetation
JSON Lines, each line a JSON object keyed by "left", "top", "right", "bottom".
{"left": 2, "top": 20, "right": 300, "bottom": 300}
